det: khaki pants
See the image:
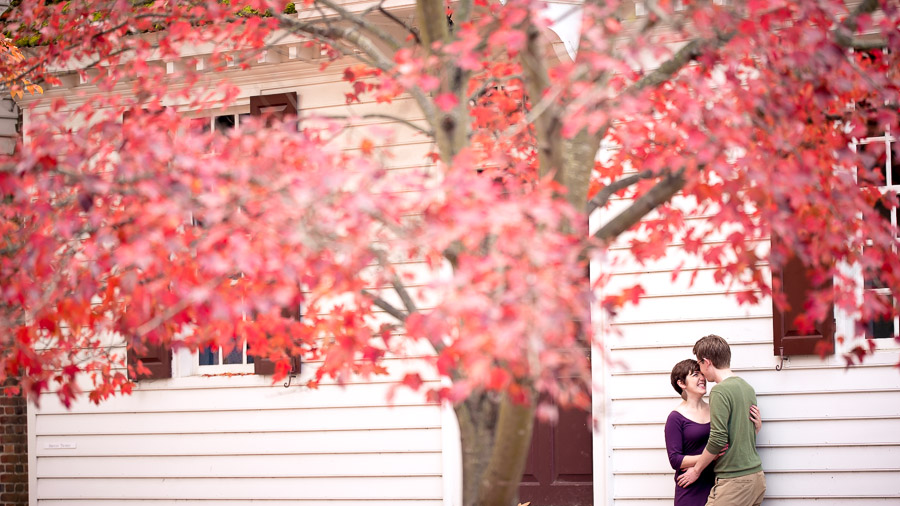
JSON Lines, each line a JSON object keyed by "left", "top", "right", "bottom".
{"left": 705, "top": 471, "right": 766, "bottom": 506}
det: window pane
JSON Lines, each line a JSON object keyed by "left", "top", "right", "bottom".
{"left": 873, "top": 198, "right": 892, "bottom": 224}
{"left": 190, "top": 117, "right": 211, "bottom": 134}
{"left": 215, "top": 114, "right": 236, "bottom": 133}
{"left": 198, "top": 346, "right": 218, "bottom": 366}
{"left": 892, "top": 140, "right": 899, "bottom": 187}
{"left": 223, "top": 345, "right": 243, "bottom": 364}
{"left": 866, "top": 313, "right": 894, "bottom": 339}
{"left": 858, "top": 140, "right": 888, "bottom": 186}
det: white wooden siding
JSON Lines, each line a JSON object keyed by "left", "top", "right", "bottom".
{"left": 599, "top": 196, "right": 900, "bottom": 505}
{"left": 30, "top": 370, "right": 444, "bottom": 504}
{"left": 26, "top": 59, "right": 445, "bottom": 506}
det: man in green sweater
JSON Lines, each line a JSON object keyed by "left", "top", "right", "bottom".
{"left": 677, "top": 334, "right": 766, "bottom": 506}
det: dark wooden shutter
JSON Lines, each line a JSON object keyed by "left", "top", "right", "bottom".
{"left": 127, "top": 341, "right": 172, "bottom": 379}
{"left": 253, "top": 355, "right": 301, "bottom": 376}
{"left": 250, "top": 92, "right": 299, "bottom": 123}
{"left": 771, "top": 237, "right": 836, "bottom": 356}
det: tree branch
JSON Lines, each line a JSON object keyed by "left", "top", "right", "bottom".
{"left": 362, "top": 289, "right": 409, "bottom": 322}
{"left": 520, "top": 22, "right": 564, "bottom": 183}
{"left": 370, "top": 248, "right": 419, "bottom": 315}
{"left": 834, "top": 0, "right": 882, "bottom": 49}
{"left": 321, "top": 113, "right": 433, "bottom": 137}
{"left": 593, "top": 168, "right": 686, "bottom": 242}
{"left": 275, "top": 13, "right": 438, "bottom": 123}
{"left": 314, "top": 0, "right": 404, "bottom": 52}
{"left": 587, "top": 169, "right": 654, "bottom": 215}
{"left": 630, "top": 30, "right": 736, "bottom": 94}
{"left": 574, "top": 21, "right": 736, "bottom": 198}
{"left": 377, "top": 3, "right": 420, "bottom": 44}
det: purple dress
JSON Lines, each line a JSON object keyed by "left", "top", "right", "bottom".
{"left": 664, "top": 410, "right": 716, "bottom": 506}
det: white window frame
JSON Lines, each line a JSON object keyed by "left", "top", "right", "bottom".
{"left": 187, "top": 110, "right": 250, "bottom": 134}
{"left": 197, "top": 338, "right": 255, "bottom": 374}
{"left": 838, "top": 128, "right": 900, "bottom": 352}
{"left": 180, "top": 107, "right": 257, "bottom": 375}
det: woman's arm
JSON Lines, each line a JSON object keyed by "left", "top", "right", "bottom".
{"left": 664, "top": 413, "right": 686, "bottom": 471}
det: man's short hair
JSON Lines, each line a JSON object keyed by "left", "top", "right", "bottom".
{"left": 670, "top": 359, "right": 700, "bottom": 399}
{"left": 693, "top": 334, "right": 731, "bottom": 369}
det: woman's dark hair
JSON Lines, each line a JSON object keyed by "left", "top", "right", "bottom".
{"left": 670, "top": 359, "right": 700, "bottom": 399}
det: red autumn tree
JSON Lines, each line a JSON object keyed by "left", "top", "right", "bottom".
{"left": 2, "top": 0, "right": 900, "bottom": 504}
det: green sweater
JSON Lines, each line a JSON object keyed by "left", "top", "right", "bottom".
{"left": 705, "top": 376, "right": 763, "bottom": 478}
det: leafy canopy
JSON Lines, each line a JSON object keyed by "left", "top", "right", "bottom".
{"left": 1, "top": 0, "right": 900, "bottom": 410}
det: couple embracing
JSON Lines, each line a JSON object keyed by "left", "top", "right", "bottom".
{"left": 665, "top": 335, "right": 767, "bottom": 506}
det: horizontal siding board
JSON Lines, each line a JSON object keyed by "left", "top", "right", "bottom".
{"left": 603, "top": 239, "right": 767, "bottom": 274}
{"left": 604, "top": 267, "right": 772, "bottom": 297}
{"left": 36, "top": 476, "right": 443, "bottom": 500}
{"left": 613, "top": 470, "right": 900, "bottom": 499}
{"left": 36, "top": 405, "right": 441, "bottom": 435}
{"left": 613, "top": 418, "right": 900, "bottom": 447}
{"left": 35, "top": 428, "right": 441, "bottom": 457}
{"left": 610, "top": 390, "right": 900, "bottom": 424}
{"left": 612, "top": 292, "right": 770, "bottom": 324}
{"left": 609, "top": 360, "right": 900, "bottom": 396}
{"left": 36, "top": 453, "right": 442, "bottom": 478}
{"left": 605, "top": 317, "right": 773, "bottom": 348}
{"left": 613, "top": 445, "right": 900, "bottom": 473}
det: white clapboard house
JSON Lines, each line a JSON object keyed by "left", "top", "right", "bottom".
{"left": 17, "top": 1, "right": 900, "bottom": 505}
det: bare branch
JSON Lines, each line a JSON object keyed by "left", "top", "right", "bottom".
{"left": 362, "top": 289, "right": 409, "bottom": 322}
{"left": 391, "top": 276, "right": 418, "bottom": 315}
{"left": 593, "top": 168, "right": 686, "bottom": 242}
{"left": 320, "top": 113, "right": 433, "bottom": 137}
{"left": 377, "top": 3, "right": 420, "bottom": 44}
{"left": 370, "top": 249, "right": 419, "bottom": 315}
{"left": 315, "top": 0, "right": 404, "bottom": 52}
{"left": 466, "top": 74, "right": 525, "bottom": 104}
{"left": 631, "top": 31, "right": 736, "bottom": 94}
{"left": 587, "top": 169, "right": 654, "bottom": 215}
{"left": 834, "top": 0, "right": 882, "bottom": 49}
{"left": 274, "top": 13, "right": 437, "bottom": 122}
{"left": 275, "top": 13, "right": 395, "bottom": 72}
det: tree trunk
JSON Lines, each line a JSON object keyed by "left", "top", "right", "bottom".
{"left": 455, "top": 393, "right": 537, "bottom": 506}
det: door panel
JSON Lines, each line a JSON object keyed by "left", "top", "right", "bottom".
{"left": 520, "top": 404, "right": 593, "bottom": 505}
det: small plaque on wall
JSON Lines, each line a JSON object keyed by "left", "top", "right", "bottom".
{"left": 44, "top": 442, "right": 77, "bottom": 449}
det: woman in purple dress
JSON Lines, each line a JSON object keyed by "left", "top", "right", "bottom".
{"left": 664, "top": 359, "right": 761, "bottom": 506}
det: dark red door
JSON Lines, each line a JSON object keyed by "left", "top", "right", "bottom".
{"left": 519, "top": 403, "right": 593, "bottom": 505}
